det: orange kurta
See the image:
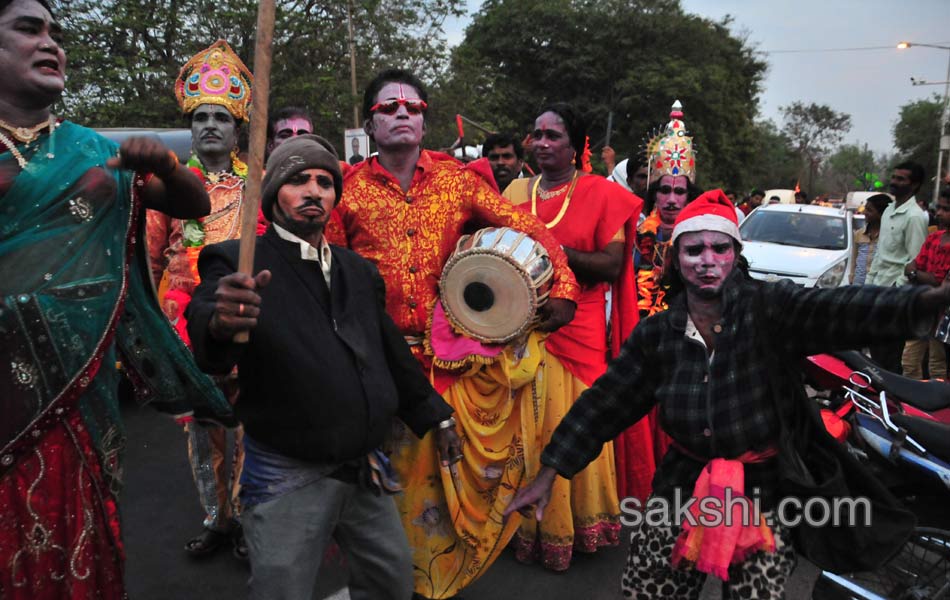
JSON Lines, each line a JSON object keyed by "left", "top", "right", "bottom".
{"left": 335, "top": 150, "right": 578, "bottom": 598}
{"left": 335, "top": 150, "right": 579, "bottom": 377}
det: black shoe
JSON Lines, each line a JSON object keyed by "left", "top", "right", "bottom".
{"left": 184, "top": 527, "right": 231, "bottom": 557}
{"left": 232, "top": 525, "right": 249, "bottom": 562}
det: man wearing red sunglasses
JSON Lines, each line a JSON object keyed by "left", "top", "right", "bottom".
{"left": 330, "top": 68, "right": 580, "bottom": 599}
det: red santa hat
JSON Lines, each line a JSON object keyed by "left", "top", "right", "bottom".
{"left": 671, "top": 189, "right": 741, "bottom": 245}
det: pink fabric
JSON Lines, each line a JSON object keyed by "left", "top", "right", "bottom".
{"left": 429, "top": 301, "right": 504, "bottom": 362}
{"left": 670, "top": 453, "right": 776, "bottom": 581}
{"left": 163, "top": 288, "right": 193, "bottom": 348}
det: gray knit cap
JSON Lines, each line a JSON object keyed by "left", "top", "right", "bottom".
{"left": 261, "top": 134, "right": 343, "bottom": 221}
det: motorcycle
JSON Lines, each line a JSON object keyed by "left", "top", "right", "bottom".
{"left": 804, "top": 351, "right": 950, "bottom": 494}
{"left": 803, "top": 351, "right": 950, "bottom": 599}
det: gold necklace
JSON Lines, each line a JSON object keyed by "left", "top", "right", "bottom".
{"left": 530, "top": 171, "right": 579, "bottom": 229}
{"left": 205, "top": 168, "right": 237, "bottom": 185}
{"left": 0, "top": 130, "right": 28, "bottom": 168}
{"left": 0, "top": 116, "right": 54, "bottom": 144}
{"left": 0, "top": 117, "right": 59, "bottom": 169}
{"left": 537, "top": 182, "right": 569, "bottom": 201}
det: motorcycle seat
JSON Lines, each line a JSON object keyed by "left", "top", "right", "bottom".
{"left": 890, "top": 413, "right": 950, "bottom": 464}
{"left": 833, "top": 350, "right": 950, "bottom": 412}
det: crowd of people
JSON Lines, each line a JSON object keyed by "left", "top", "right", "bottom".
{"left": 4, "top": 2, "right": 950, "bottom": 598}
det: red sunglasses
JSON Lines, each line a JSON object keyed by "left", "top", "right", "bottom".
{"left": 370, "top": 98, "right": 428, "bottom": 115}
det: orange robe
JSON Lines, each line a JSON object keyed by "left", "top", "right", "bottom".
{"left": 635, "top": 210, "right": 673, "bottom": 317}
{"left": 146, "top": 169, "right": 245, "bottom": 344}
{"left": 145, "top": 166, "right": 246, "bottom": 529}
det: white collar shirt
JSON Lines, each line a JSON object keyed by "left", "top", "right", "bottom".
{"left": 272, "top": 223, "right": 332, "bottom": 289}
{"left": 867, "top": 195, "right": 929, "bottom": 287}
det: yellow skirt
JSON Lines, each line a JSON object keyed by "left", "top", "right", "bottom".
{"left": 513, "top": 353, "right": 621, "bottom": 571}
{"left": 391, "top": 334, "right": 546, "bottom": 599}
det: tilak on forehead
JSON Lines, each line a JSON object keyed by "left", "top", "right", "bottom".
{"left": 537, "top": 113, "right": 564, "bottom": 133}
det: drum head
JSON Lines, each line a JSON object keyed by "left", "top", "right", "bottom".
{"left": 440, "top": 251, "right": 536, "bottom": 344}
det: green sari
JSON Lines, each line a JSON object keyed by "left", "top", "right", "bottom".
{"left": 0, "top": 121, "right": 233, "bottom": 598}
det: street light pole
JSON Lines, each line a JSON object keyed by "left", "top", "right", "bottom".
{"left": 347, "top": 0, "right": 359, "bottom": 129}
{"left": 898, "top": 42, "right": 950, "bottom": 205}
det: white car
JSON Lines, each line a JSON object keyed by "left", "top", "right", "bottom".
{"left": 739, "top": 204, "right": 854, "bottom": 288}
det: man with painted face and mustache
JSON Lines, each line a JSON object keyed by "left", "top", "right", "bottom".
{"left": 635, "top": 101, "right": 703, "bottom": 319}
{"left": 507, "top": 189, "right": 950, "bottom": 599}
{"left": 146, "top": 39, "right": 254, "bottom": 560}
{"left": 186, "top": 135, "right": 457, "bottom": 599}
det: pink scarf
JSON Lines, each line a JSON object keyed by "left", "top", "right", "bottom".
{"left": 670, "top": 448, "right": 777, "bottom": 581}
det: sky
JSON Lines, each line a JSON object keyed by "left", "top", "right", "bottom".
{"left": 443, "top": 0, "right": 950, "bottom": 156}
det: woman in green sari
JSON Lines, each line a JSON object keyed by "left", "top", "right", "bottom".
{"left": 0, "top": 0, "right": 234, "bottom": 597}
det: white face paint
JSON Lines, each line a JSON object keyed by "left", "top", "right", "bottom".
{"left": 656, "top": 175, "right": 689, "bottom": 226}
{"left": 270, "top": 117, "right": 312, "bottom": 149}
{"left": 366, "top": 81, "right": 426, "bottom": 151}
{"left": 191, "top": 104, "right": 238, "bottom": 159}
{"left": 676, "top": 230, "right": 737, "bottom": 299}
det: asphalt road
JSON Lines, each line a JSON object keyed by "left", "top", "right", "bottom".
{"left": 119, "top": 400, "right": 944, "bottom": 600}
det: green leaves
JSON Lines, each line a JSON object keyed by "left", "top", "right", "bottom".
{"left": 893, "top": 95, "right": 943, "bottom": 202}
{"left": 431, "top": 0, "right": 768, "bottom": 190}
{"left": 58, "top": 0, "right": 464, "bottom": 143}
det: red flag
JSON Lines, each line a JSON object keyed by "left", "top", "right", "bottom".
{"left": 455, "top": 114, "right": 465, "bottom": 139}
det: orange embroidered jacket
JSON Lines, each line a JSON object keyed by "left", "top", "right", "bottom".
{"left": 332, "top": 150, "right": 579, "bottom": 342}
{"left": 635, "top": 210, "right": 673, "bottom": 317}
{"left": 146, "top": 171, "right": 245, "bottom": 344}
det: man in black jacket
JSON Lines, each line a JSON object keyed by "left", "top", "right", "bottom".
{"left": 186, "top": 134, "right": 459, "bottom": 600}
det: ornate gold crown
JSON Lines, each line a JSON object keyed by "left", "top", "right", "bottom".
{"left": 644, "top": 100, "right": 695, "bottom": 183}
{"left": 175, "top": 40, "right": 253, "bottom": 122}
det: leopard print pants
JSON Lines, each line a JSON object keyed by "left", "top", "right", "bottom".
{"left": 621, "top": 512, "right": 797, "bottom": 599}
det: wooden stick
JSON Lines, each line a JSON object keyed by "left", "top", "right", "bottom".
{"left": 234, "top": 0, "right": 276, "bottom": 344}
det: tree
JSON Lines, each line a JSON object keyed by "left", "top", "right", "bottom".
{"left": 893, "top": 95, "right": 943, "bottom": 202}
{"left": 779, "top": 101, "right": 851, "bottom": 193}
{"left": 742, "top": 119, "right": 799, "bottom": 192}
{"left": 57, "top": 0, "right": 463, "bottom": 143}
{"left": 820, "top": 144, "right": 886, "bottom": 194}
{"left": 780, "top": 102, "right": 852, "bottom": 162}
{"left": 431, "top": 0, "right": 768, "bottom": 190}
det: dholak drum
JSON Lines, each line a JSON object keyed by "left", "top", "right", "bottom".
{"left": 439, "top": 227, "right": 553, "bottom": 344}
